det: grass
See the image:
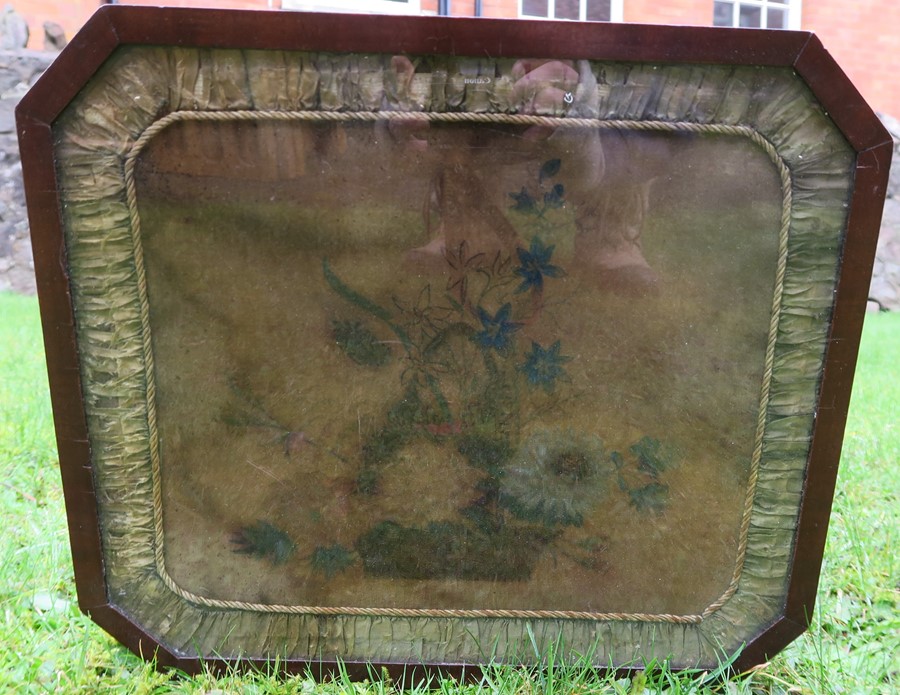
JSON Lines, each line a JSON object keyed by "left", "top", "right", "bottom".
{"left": 0, "top": 289, "right": 896, "bottom": 693}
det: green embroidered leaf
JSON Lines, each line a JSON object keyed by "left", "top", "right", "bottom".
{"left": 311, "top": 544, "right": 355, "bottom": 578}
{"left": 323, "top": 258, "right": 412, "bottom": 351}
{"left": 628, "top": 482, "right": 669, "bottom": 514}
{"left": 629, "top": 436, "right": 678, "bottom": 477}
{"left": 231, "top": 521, "right": 295, "bottom": 565}
{"left": 331, "top": 319, "right": 391, "bottom": 367}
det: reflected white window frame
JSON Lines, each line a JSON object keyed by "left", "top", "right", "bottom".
{"left": 713, "top": 0, "right": 802, "bottom": 30}
{"left": 280, "top": 0, "right": 422, "bottom": 15}
{"left": 519, "top": 1, "right": 625, "bottom": 23}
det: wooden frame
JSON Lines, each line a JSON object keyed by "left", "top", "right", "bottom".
{"left": 16, "top": 6, "right": 891, "bottom": 679}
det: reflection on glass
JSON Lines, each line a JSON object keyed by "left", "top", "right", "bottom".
{"left": 739, "top": 5, "right": 762, "bottom": 27}
{"left": 713, "top": 1, "right": 733, "bottom": 27}
{"left": 767, "top": 7, "right": 786, "bottom": 28}
{"left": 522, "top": 0, "right": 549, "bottom": 17}
{"left": 586, "top": 0, "right": 611, "bottom": 22}
{"left": 556, "top": 0, "right": 580, "bottom": 20}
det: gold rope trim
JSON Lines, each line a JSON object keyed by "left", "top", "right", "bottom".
{"left": 123, "top": 109, "right": 792, "bottom": 623}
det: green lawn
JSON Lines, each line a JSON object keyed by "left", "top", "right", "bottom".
{"left": 1, "top": 291, "right": 896, "bottom": 693}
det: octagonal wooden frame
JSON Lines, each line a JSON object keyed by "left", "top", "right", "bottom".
{"left": 16, "top": 5, "right": 891, "bottom": 681}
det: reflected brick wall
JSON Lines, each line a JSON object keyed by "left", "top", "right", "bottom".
{"left": 802, "top": 1, "right": 900, "bottom": 119}
{"left": 8, "top": 0, "right": 900, "bottom": 116}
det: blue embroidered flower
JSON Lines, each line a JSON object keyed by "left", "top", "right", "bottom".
{"left": 543, "top": 183, "right": 565, "bottom": 209}
{"left": 519, "top": 340, "right": 570, "bottom": 392}
{"left": 509, "top": 187, "right": 537, "bottom": 213}
{"left": 472, "top": 303, "right": 522, "bottom": 353}
{"left": 514, "top": 237, "right": 563, "bottom": 293}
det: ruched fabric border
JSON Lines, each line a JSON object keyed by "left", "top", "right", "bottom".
{"left": 52, "top": 46, "right": 854, "bottom": 665}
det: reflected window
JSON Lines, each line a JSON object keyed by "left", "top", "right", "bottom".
{"left": 521, "top": 0, "right": 624, "bottom": 22}
{"left": 281, "top": 0, "right": 421, "bottom": 14}
{"left": 713, "top": 0, "right": 800, "bottom": 30}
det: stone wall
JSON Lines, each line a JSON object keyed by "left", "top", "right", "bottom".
{"left": 1, "top": 48, "right": 898, "bottom": 309}
{"left": 0, "top": 48, "right": 54, "bottom": 294}
{"left": 871, "top": 113, "right": 900, "bottom": 312}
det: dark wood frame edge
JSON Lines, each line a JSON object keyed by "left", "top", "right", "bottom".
{"left": 744, "top": 33, "right": 895, "bottom": 672}
{"left": 15, "top": 5, "right": 893, "bottom": 678}
{"left": 780, "top": 142, "right": 893, "bottom": 620}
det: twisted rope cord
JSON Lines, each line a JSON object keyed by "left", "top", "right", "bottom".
{"left": 123, "top": 109, "right": 791, "bottom": 623}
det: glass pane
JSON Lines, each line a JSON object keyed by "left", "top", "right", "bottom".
{"left": 713, "top": 1, "right": 733, "bottom": 27}
{"left": 739, "top": 5, "right": 762, "bottom": 28}
{"left": 555, "top": 0, "right": 580, "bottom": 20}
{"left": 586, "top": 0, "right": 611, "bottom": 22}
{"left": 133, "top": 115, "right": 786, "bottom": 614}
{"left": 522, "top": 0, "right": 549, "bottom": 17}
{"left": 767, "top": 7, "right": 787, "bottom": 29}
